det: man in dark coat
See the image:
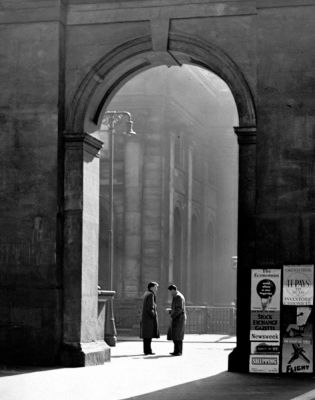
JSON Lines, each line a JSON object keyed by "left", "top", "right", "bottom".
{"left": 167, "top": 284, "right": 186, "bottom": 356}
{"left": 140, "top": 282, "right": 160, "bottom": 355}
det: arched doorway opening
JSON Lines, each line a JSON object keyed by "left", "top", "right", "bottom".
{"left": 93, "top": 63, "right": 239, "bottom": 337}
{"left": 64, "top": 32, "right": 256, "bottom": 370}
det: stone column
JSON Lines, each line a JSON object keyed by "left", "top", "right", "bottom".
{"left": 168, "top": 133, "right": 175, "bottom": 284}
{"left": 123, "top": 134, "right": 142, "bottom": 297}
{"left": 62, "top": 133, "right": 109, "bottom": 366}
{"left": 141, "top": 132, "right": 162, "bottom": 285}
{"left": 186, "top": 144, "right": 193, "bottom": 301}
{"left": 228, "top": 126, "right": 256, "bottom": 372}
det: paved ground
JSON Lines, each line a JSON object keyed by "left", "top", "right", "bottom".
{"left": 1, "top": 335, "right": 315, "bottom": 400}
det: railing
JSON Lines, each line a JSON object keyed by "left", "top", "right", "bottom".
{"left": 115, "top": 301, "right": 236, "bottom": 336}
{"left": 186, "top": 306, "right": 236, "bottom": 335}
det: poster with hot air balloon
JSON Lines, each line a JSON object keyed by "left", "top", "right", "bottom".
{"left": 251, "top": 269, "right": 281, "bottom": 311}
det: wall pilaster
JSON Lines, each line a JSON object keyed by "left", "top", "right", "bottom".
{"left": 228, "top": 126, "right": 256, "bottom": 372}
{"left": 62, "top": 133, "right": 109, "bottom": 366}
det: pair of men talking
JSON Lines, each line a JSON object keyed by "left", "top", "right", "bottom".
{"left": 140, "top": 282, "right": 186, "bottom": 356}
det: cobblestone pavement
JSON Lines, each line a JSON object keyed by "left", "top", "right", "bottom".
{"left": 0, "top": 335, "right": 315, "bottom": 400}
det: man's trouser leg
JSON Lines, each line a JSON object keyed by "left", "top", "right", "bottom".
{"left": 178, "top": 340, "right": 183, "bottom": 354}
{"left": 143, "top": 338, "right": 152, "bottom": 354}
{"left": 174, "top": 340, "right": 182, "bottom": 354}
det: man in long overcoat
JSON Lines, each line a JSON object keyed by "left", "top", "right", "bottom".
{"left": 140, "top": 282, "right": 160, "bottom": 355}
{"left": 167, "top": 284, "right": 186, "bottom": 356}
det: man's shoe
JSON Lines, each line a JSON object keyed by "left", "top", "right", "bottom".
{"left": 144, "top": 352, "right": 155, "bottom": 355}
{"left": 170, "top": 352, "right": 182, "bottom": 356}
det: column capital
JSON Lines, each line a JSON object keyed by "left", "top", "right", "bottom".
{"left": 234, "top": 126, "right": 257, "bottom": 145}
{"left": 64, "top": 132, "right": 103, "bottom": 156}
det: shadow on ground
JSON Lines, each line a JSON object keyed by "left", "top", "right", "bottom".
{"left": 121, "top": 371, "right": 315, "bottom": 400}
{"left": 0, "top": 366, "right": 59, "bottom": 378}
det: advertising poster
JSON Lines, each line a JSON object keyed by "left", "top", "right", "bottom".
{"left": 249, "top": 355, "right": 279, "bottom": 373}
{"left": 251, "top": 342, "right": 280, "bottom": 355}
{"left": 251, "top": 269, "right": 281, "bottom": 311}
{"left": 250, "top": 330, "right": 280, "bottom": 342}
{"left": 281, "top": 343, "right": 313, "bottom": 373}
{"left": 250, "top": 310, "right": 280, "bottom": 341}
{"left": 282, "top": 306, "right": 313, "bottom": 344}
{"left": 283, "top": 265, "right": 314, "bottom": 306}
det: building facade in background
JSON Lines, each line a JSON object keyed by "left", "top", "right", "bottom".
{"left": 96, "top": 65, "right": 238, "bottom": 333}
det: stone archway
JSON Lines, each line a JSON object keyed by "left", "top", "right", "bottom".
{"left": 66, "top": 32, "right": 256, "bottom": 133}
{"left": 64, "top": 31, "right": 256, "bottom": 370}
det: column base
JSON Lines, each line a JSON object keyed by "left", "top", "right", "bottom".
{"left": 228, "top": 346, "right": 249, "bottom": 373}
{"left": 60, "top": 340, "right": 111, "bottom": 367}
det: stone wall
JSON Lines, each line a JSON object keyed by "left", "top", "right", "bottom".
{"left": 0, "top": 8, "right": 63, "bottom": 364}
{"left": 256, "top": 6, "right": 315, "bottom": 265}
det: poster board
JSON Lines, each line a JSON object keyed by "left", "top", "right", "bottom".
{"left": 281, "top": 305, "right": 313, "bottom": 373}
{"left": 250, "top": 310, "right": 280, "bottom": 341}
{"left": 251, "top": 269, "right": 281, "bottom": 311}
{"left": 282, "top": 343, "right": 313, "bottom": 373}
{"left": 251, "top": 341, "right": 280, "bottom": 354}
{"left": 249, "top": 355, "right": 279, "bottom": 374}
{"left": 249, "top": 266, "right": 314, "bottom": 374}
{"left": 283, "top": 265, "right": 313, "bottom": 306}
{"left": 250, "top": 269, "right": 281, "bottom": 373}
